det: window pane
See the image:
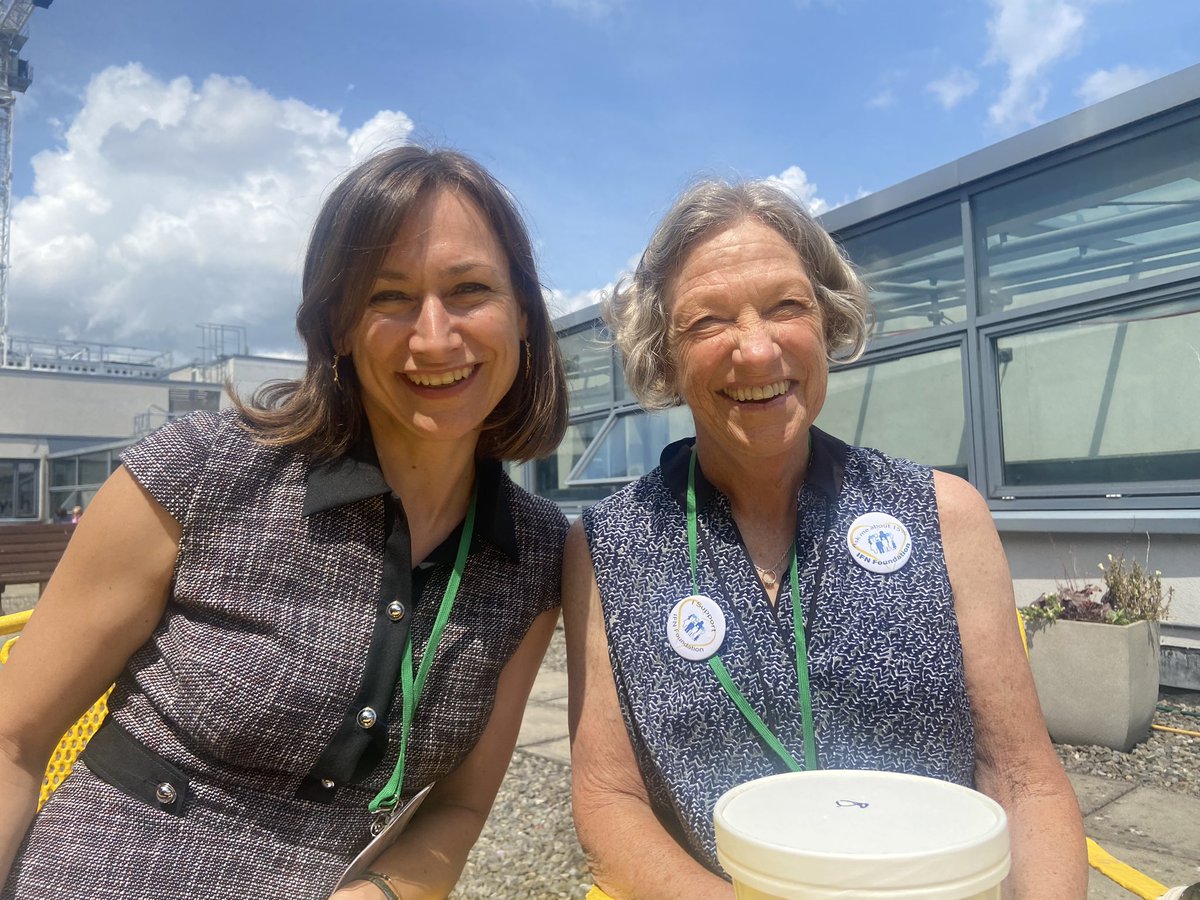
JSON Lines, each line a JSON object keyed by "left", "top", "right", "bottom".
{"left": 50, "top": 458, "right": 76, "bottom": 488}
{"left": 613, "top": 353, "right": 628, "bottom": 404}
{"left": 168, "top": 388, "right": 220, "bottom": 414}
{"left": 0, "top": 462, "right": 11, "bottom": 517}
{"left": 16, "top": 461, "right": 37, "bottom": 518}
{"left": 998, "top": 299, "right": 1200, "bottom": 487}
{"left": 78, "top": 452, "right": 109, "bottom": 486}
{"left": 576, "top": 407, "right": 694, "bottom": 482}
{"left": 50, "top": 488, "right": 81, "bottom": 521}
{"left": 816, "top": 347, "right": 968, "bottom": 477}
{"left": 533, "top": 418, "right": 612, "bottom": 503}
{"left": 975, "top": 116, "right": 1200, "bottom": 313}
{"left": 559, "top": 326, "right": 613, "bottom": 414}
{"left": 840, "top": 204, "right": 965, "bottom": 338}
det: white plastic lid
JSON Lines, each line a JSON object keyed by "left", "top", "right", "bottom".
{"left": 713, "top": 770, "right": 1010, "bottom": 896}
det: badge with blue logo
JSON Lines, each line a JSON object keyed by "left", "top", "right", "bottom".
{"left": 847, "top": 512, "right": 912, "bottom": 574}
{"left": 666, "top": 594, "right": 726, "bottom": 661}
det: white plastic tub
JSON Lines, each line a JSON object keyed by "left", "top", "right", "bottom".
{"left": 713, "top": 770, "right": 1010, "bottom": 899}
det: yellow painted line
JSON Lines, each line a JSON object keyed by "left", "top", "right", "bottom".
{"left": 1088, "top": 838, "right": 1168, "bottom": 899}
{"left": 1021, "top": 612, "right": 1171, "bottom": 897}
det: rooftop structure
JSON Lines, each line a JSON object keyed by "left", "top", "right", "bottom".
{"left": 536, "top": 65, "right": 1200, "bottom": 683}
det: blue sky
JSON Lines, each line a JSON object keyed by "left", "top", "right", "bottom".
{"left": 7, "top": 0, "right": 1199, "bottom": 359}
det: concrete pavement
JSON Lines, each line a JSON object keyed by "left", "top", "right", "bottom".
{"left": 516, "top": 659, "right": 1200, "bottom": 898}
{"left": 517, "top": 662, "right": 572, "bottom": 765}
{"left": 1072, "top": 773, "right": 1200, "bottom": 898}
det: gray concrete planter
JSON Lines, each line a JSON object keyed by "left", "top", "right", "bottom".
{"left": 1025, "top": 618, "right": 1160, "bottom": 752}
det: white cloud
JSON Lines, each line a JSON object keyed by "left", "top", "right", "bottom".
{"left": 1076, "top": 64, "right": 1161, "bottom": 106}
{"left": 546, "top": 285, "right": 611, "bottom": 318}
{"left": 927, "top": 67, "right": 980, "bottom": 110}
{"left": 867, "top": 89, "right": 897, "bottom": 110}
{"left": 985, "top": 0, "right": 1085, "bottom": 131}
{"left": 766, "top": 165, "right": 830, "bottom": 216}
{"left": 10, "top": 64, "right": 413, "bottom": 361}
{"left": 543, "top": 0, "right": 625, "bottom": 17}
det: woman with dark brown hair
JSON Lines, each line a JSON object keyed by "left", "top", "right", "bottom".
{"left": 0, "top": 146, "right": 569, "bottom": 899}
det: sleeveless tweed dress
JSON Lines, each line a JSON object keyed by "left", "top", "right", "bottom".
{"left": 4, "top": 410, "right": 567, "bottom": 900}
{"left": 583, "top": 430, "right": 975, "bottom": 874}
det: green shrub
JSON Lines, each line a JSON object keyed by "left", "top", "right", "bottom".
{"left": 1098, "top": 553, "right": 1173, "bottom": 625}
{"left": 1019, "top": 554, "right": 1173, "bottom": 626}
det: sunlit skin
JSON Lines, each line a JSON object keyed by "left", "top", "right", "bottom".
{"left": 668, "top": 217, "right": 827, "bottom": 480}
{"left": 340, "top": 188, "right": 528, "bottom": 465}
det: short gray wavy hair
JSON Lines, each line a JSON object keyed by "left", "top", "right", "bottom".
{"left": 605, "top": 179, "right": 872, "bottom": 409}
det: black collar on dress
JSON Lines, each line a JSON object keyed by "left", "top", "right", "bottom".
{"left": 660, "top": 426, "right": 847, "bottom": 510}
{"left": 303, "top": 432, "right": 520, "bottom": 563}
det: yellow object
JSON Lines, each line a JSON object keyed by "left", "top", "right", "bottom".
{"left": 1087, "top": 838, "right": 1167, "bottom": 899}
{"left": 0, "top": 608, "right": 33, "bottom": 636}
{"left": 0, "top": 629, "right": 113, "bottom": 811}
{"left": 1019, "top": 610, "right": 1170, "bottom": 898}
{"left": 1151, "top": 723, "right": 1200, "bottom": 739}
{"left": 585, "top": 887, "right": 614, "bottom": 900}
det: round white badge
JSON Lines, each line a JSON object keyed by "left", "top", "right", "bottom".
{"left": 847, "top": 512, "right": 912, "bottom": 574}
{"left": 665, "top": 594, "right": 726, "bottom": 661}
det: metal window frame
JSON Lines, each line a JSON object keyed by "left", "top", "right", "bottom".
{"left": 0, "top": 457, "right": 39, "bottom": 520}
{"left": 565, "top": 403, "right": 688, "bottom": 487}
{"left": 977, "top": 282, "right": 1200, "bottom": 509}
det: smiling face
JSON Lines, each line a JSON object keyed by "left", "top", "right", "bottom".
{"left": 668, "top": 216, "right": 828, "bottom": 472}
{"left": 342, "top": 188, "right": 527, "bottom": 458}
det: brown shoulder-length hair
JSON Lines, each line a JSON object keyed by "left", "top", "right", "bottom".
{"left": 236, "top": 146, "right": 568, "bottom": 462}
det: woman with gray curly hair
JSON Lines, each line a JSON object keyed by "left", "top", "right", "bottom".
{"left": 563, "top": 179, "right": 1086, "bottom": 898}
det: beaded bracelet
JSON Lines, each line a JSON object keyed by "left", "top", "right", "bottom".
{"left": 363, "top": 870, "right": 400, "bottom": 900}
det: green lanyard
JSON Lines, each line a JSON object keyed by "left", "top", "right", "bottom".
{"left": 368, "top": 487, "right": 477, "bottom": 817}
{"left": 686, "top": 450, "right": 818, "bottom": 771}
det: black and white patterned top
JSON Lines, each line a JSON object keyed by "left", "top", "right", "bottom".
{"left": 4, "top": 410, "right": 567, "bottom": 900}
{"left": 583, "top": 430, "right": 975, "bottom": 874}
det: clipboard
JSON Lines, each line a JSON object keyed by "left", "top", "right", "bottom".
{"left": 336, "top": 782, "right": 436, "bottom": 888}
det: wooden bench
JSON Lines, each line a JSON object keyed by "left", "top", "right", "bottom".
{"left": 0, "top": 522, "right": 76, "bottom": 597}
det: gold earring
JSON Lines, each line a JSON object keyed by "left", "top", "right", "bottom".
{"left": 331, "top": 353, "right": 340, "bottom": 385}
{"left": 524, "top": 341, "right": 532, "bottom": 379}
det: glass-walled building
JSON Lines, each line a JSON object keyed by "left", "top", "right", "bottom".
{"left": 0, "top": 354, "right": 302, "bottom": 524}
{"left": 820, "top": 90, "right": 1200, "bottom": 509}
{"left": 522, "top": 65, "right": 1200, "bottom": 651}
{"left": 533, "top": 308, "right": 694, "bottom": 516}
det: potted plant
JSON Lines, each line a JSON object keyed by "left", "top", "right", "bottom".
{"left": 1020, "top": 554, "right": 1173, "bottom": 752}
